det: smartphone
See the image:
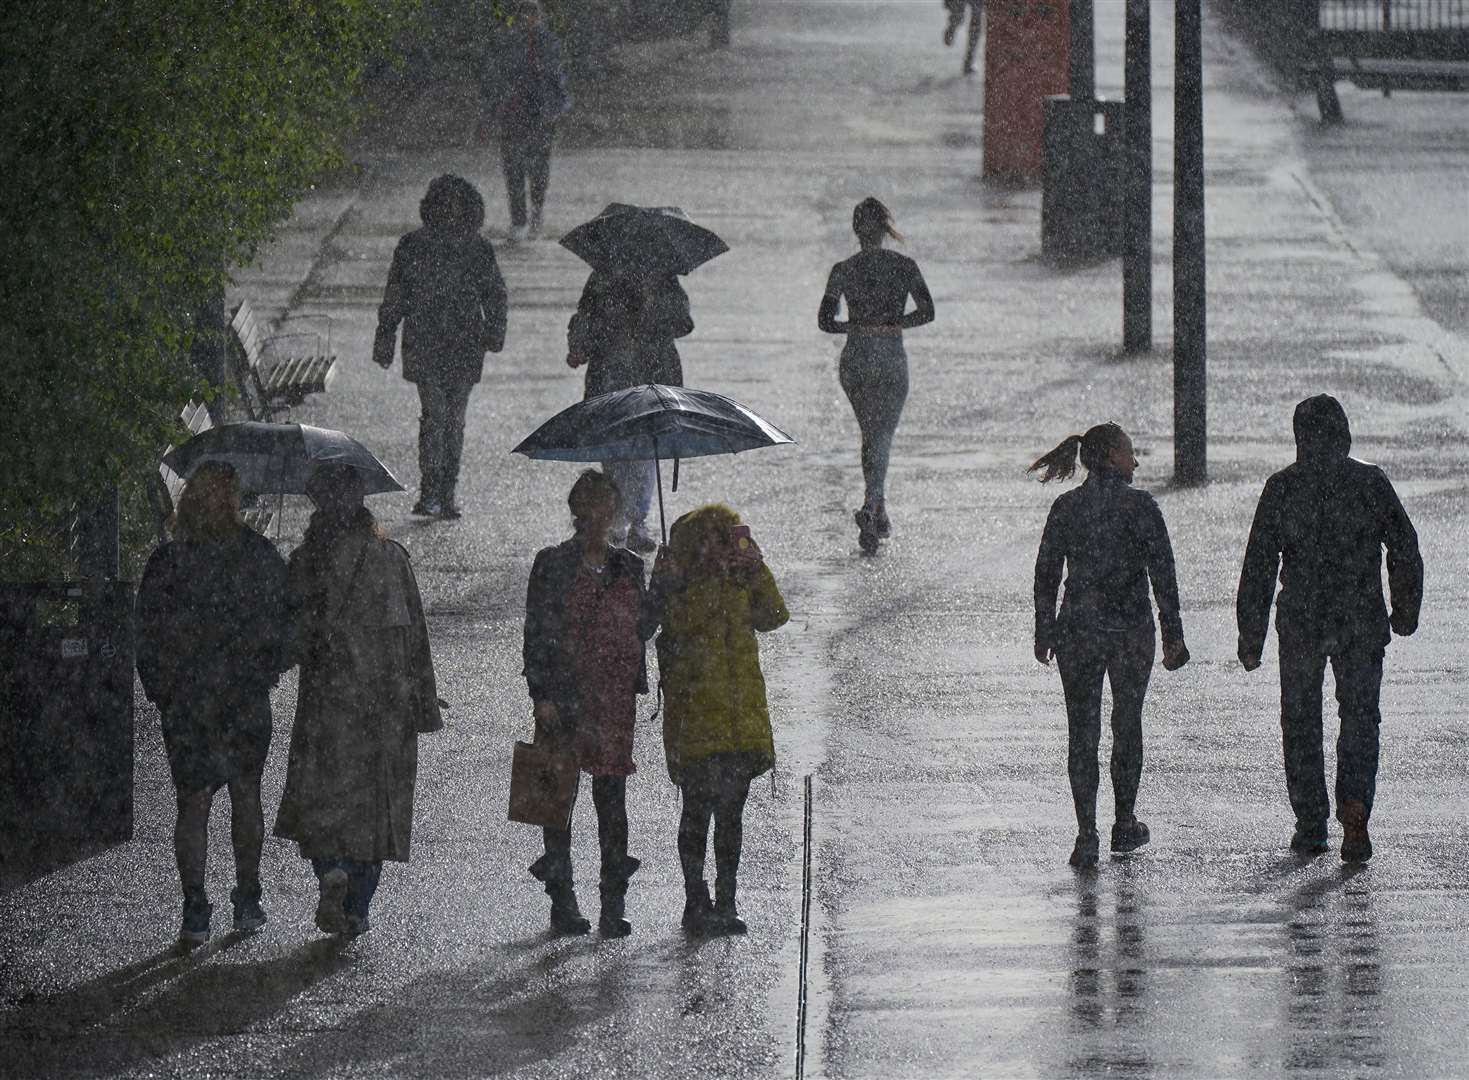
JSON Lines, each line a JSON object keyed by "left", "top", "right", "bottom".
{"left": 729, "top": 524, "right": 757, "bottom": 562}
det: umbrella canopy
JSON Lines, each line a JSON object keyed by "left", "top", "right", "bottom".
{"left": 162, "top": 422, "right": 403, "bottom": 495}
{"left": 559, "top": 203, "right": 729, "bottom": 275}
{"left": 513, "top": 384, "right": 795, "bottom": 463}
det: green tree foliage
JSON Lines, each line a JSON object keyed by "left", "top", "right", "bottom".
{"left": 0, "top": 0, "right": 416, "bottom": 577}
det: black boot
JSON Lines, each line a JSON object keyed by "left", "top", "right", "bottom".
{"left": 711, "top": 880, "right": 747, "bottom": 936}
{"left": 682, "top": 881, "right": 714, "bottom": 935}
{"left": 548, "top": 882, "right": 591, "bottom": 936}
{"left": 599, "top": 854, "right": 638, "bottom": 938}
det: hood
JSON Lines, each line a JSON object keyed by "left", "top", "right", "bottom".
{"left": 1293, "top": 394, "right": 1351, "bottom": 465}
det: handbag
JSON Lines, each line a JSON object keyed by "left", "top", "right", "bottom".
{"left": 508, "top": 735, "right": 580, "bottom": 828}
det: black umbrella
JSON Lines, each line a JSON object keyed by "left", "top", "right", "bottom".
{"left": 512, "top": 384, "right": 796, "bottom": 540}
{"left": 559, "top": 203, "right": 729, "bottom": 275}
{"left": 162, "top": 422, "right": 404, "bottom": 495}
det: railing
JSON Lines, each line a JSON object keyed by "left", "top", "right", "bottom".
{"left": 1318, "top": 1, "right": 1469, "bottom": 31}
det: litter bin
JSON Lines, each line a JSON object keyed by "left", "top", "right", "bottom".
{"left": 1041, "top": 95, "right": 1125, "bottom": 260}
{"left": 0, "top": 582, "right": 134, "bottom": 872}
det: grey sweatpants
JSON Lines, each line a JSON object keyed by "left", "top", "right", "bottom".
{"left": 839, "top": 335, "right": 909, "bottom": 511}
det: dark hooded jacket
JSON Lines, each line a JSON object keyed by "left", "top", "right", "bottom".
{"left": 1236, "top": 394, "right": 1422, "bottom": 661}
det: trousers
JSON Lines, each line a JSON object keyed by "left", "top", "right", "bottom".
{"left": 416, "top": 380, "right": 474, "bottom": 502}
{"left": 500, "top": 126, "right": 555, "bottom": 227}
{"left": 1055, "top": 624, "right": 1155, "bottom": 833}
{"left": 677, "top": 755, "right": 754, "bottom": 905}
{"left": 603, "top": 458, "right": 657, "bottom": 534}
{"left": 310, "top": 857, "right": 382, "bottom": 920}
{"left": 839, "top": 335, "right": 909, "bottom": 512}
{"left": 1278, "top": 633, "right": 1385, "bottom": 833}
{"left": 539, "top": 774, "right": 633, "bottom": 900}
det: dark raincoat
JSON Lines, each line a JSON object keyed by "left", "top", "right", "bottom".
{"left": 274, "top": 511, "right": 442, "bottom": 863}
{"left": 1236, "top": 394, "right": 1423, "bottom": 661}
{"left": 135, "top": 526, "right": 288, "bottom": 791}
{"left": 567, "top": 271, "right": 694, "bottom": 394}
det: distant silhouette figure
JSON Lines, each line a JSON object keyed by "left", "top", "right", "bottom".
{"left": 1236, "top": 395, "right": 1422, "bottom": 863}
{"left": 136, "top": 462, "right": 288, "bottom": 947}
{"left": 274, "top": 465, "right": 443, "bottom": 938}
{"left": 374, "top": 174, "right": 508, "bottom": 519}
{"left": 943, "top": 0, "right": 984, "bottom": 75}
{"left": 818, "top": 197, "right": 935, "bottom": 554}
{"left": 1031, "top": 423, "right": 1187, "bottom": 870}
{"left": 642, "top": 505, "right": 789, "bottom": 936}
{"left": 522, "top": 470, "right": 650, "bottom": 937}
{"left": 568, "top": 269, "right": 695, "bottom": 553}
{"left": 481, "top": 0, "right": 571, "bottom": 241}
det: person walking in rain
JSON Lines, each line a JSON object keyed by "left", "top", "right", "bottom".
{"left": 136, "top": 462, "right": 288, "bottom": 946}
{"left": 274, "top": 464, "right": 443, "bottom": 937}
{"left": 942, "top": 0, "right": 984, "bottom": 75}
{"left": 568, "top": 269, "right": 695, "bottom": 553}
{"left": 1031, "top": 423, "right": 1188, "bottom": 870}
{"left": 374, "top": 174, "right": 507, "bottom": 520}
{"left": 818, "top": 197, "right": 935, "bottom": 554}
{"left": 1236, "top": 394, "right": 1422, "bottom": 862}
{"left": 643, "top": 505, "right": 789, "bottom": 935}
{"left": 522, "top": 470, "right": 649, "bottom": 936}
{"left": 481, "top": 0, "right": 571, "bottom": 241}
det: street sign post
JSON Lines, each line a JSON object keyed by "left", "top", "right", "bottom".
{"left": 1174, "top": 0, "right": 1207, "bottom": 484}
{"left": 1122, "top": 0, "right": 1153, "bottom": 353}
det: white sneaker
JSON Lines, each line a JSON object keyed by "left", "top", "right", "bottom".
{"left": 508, "top": 223, "right": 529, "bottom": 242}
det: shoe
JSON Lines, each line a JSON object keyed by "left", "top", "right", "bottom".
{"left": 178, "top": 894, "right": 212, "bottom": 948}
{"left": 625, "top": 523, "right": 658, "bottom": 554}
{"left": 599, "top": 896, "right": 632, "bottom": 938}
{"left": 943, "top": 23, "right": 957, "bottom": 46}
{"left": 1338, "top": 800, "right": 1374, "bottom": 863}
{"left": 411, "top": 498, "right": 441, "bottom": 516}
{"left": 962, "top": 62, "right": 976, "bottom": 75}
{"left": 854, "top": 509, "right": 879, "bottom": 555}
{"left": 231, "top": 885, "right": 267, "bottom": 934}
{"left": 871, "top": 506, "right": 891, "bottom": 539}
{"left": 1069, "top": 830, "right": 1100, "bottom": 869}
{"left": 1290, "top": 826, "right": 1330, "bottom": 856}
{"left": 314, "top": 868, "right": 350, "bottom": 936}
{"left": 345, "top": 914, "right": 372, "bottom": 938}
{"left": 710, "top": 889, "right": 747, "bottom": 936}
{"left": 1110, "top": 817, "right": 1151, "bottom": 854}
{"left": 682, "top": 881, "right": 715, "bottom": 935}
{"left": 549, "top": 885, "right": 592, "bottom": 936}
{"left": 508, "top": 223, "right": 529, "bottom": 242}
{"left": 438, "top": 501, "right": 462, "bottom": 520}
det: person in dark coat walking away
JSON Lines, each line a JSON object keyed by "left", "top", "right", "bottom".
{"left": 274, "top": 465, "right": 443, "bottom": 937}
{"left": 942, "top": 0, "right": 984, "bottom": 75}
{"left": 374, "top": 174, "right": 507, "bottom": 520}
{"left": 819, "top": 197, "right": 935, "bottom": 554}
{"left": 136, "top": 462, "right": 289, "bottom": 946}
{"left": 567, "top": 269, "right": 695, "bottom": 553}
{"left": 523, "top": 470, "right": 650, "bottom": 936}
{"left": 482, "top": 0, "right": 571, "bottom": 241}
{"left": 1236, "top": 394, "right": 1422, "bottom": 862}
{"left": 1031, "top": 423, "right": 1188, "bottom": 870}
{"left": 642, "top": 505, "right": 789, "bottom": 935}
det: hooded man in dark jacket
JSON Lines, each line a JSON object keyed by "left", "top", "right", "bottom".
{"left": 374, "top": 174, "right": 508, "bottom": 519}
{"left": 1236, "top": 394, "right": 1422, "bottom": 862}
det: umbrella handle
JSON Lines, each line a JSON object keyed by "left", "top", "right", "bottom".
{"left": 672, "top": 457, "right": 680, "bottom": 493}
{"left": 654, "top": 447, "right": 667, "bottom": 545}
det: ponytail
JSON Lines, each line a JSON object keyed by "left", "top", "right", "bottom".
{"left": 1027, "top": 435, "right": 1084, "bottom": 484}
{"left": 1027, "top": 422, "right": 1128, "bottom": 483}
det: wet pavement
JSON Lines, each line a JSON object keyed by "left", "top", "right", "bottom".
{"left": 4, "top": 2, "right": 1469, "bottom": 1077}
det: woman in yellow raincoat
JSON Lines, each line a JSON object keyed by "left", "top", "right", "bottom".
{"left": 642, "top": 504, "right": 789, "bottom": 936}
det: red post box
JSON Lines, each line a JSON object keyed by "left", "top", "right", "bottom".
{"left": 982, "top": 0, "right": 1071, "bottom": 184}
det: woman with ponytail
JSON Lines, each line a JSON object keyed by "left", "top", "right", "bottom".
{"left": 818, "top": 197, "right": 935, "bottom": 554}
{"left": 1030, "top": 423, "right": 1188, "bottom": 869}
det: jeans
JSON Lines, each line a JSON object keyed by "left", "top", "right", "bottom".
{"left": 539, "top": 775, "right": 633, "bottom": 901}
{"left": 839, "top": 335, "right": 909, "bottom": 512}
{"left": 311, "top": 857, "right": 382, "bottom": 920}
{"left": 603, "top": 458, "right": 656, "bottom": 535}
{"left": 678, "top": 756, "right": 754, "bottom": 906}
{"left": 174, "top": 779, "right": 264, "bottom": 901}
{"left": 416, "top": 381, "right": 474, "bottom": 502}
{"left": 500, "top": 126, "right": 555, "bottom": 227}
{"left": 1055, "top": 624, "right": 1155, "bottom": 834}
{"left": 1279, "top": 634, "right": 1385, "bottom": 834}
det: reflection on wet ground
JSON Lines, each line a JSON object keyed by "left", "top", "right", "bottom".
{"left": 1066, "top": 866, "right": 1155, "bottom": 1079}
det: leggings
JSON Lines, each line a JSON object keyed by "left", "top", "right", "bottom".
{"left": 839, "top": 335, "right": 909, "bottom": 512}
{"left": 678, "top": 756, "right": 754, "bottom": 905}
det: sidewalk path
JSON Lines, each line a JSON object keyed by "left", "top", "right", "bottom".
{"left": 3, "top": 2, "right": 1467, "bottom": 1077}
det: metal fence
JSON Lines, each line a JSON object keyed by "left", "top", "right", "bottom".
{"left": 1318, "top": 1, "right": 1469, "bottom": 30}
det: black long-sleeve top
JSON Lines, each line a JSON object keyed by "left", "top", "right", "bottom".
{"left": 1034, "top": 473, "right": 1185, "bottom": 646}
{"left": 1236, "top": 455, "right": 1422, "bottom": 657}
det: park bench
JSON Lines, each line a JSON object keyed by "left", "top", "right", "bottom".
{"left": 229, "top": 299, "right": 337, "bottom": 420}
{"left": 149, "top": 398, "right": 275, "bottom": 541}
{"left": 1303, "top": 1, "right": 1469, "bottom": 121}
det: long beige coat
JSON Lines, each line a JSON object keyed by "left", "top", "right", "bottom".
{"left": 274, "top": 525, "right": 442, "bottom": 863}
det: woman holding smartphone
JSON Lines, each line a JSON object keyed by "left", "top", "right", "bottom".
{"left": 642, "top": 505, "right": 789, "bottom": 935}
{"left": 1030, "top": 422, "right": 1188, "bottom": 870}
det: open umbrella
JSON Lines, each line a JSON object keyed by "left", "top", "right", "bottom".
{"left": 512, "top": 384, "right": 796, "bottom": 541}
{"left": 162, "top": 421, "right": 403, "bottom": 495}
{"left": 559, "top": 204, "right": 729, "bottom": 276}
